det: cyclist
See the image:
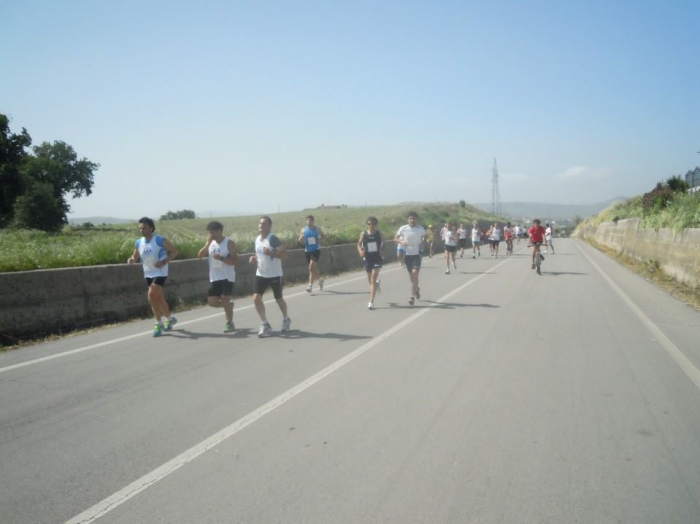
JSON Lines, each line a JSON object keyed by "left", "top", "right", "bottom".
{"left": 504, "top": 222, "right": 514, "bottom": 255}
{"left": 527, "top": 219, "right": 547, "bottom": 270}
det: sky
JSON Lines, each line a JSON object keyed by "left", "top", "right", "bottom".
{"left": 2, "top": 0, "right": 699, "bottom": 220}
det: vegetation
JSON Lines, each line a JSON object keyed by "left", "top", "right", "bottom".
{"left": 578, "top": 172, "right": 700, "bottom": 233}
{"left": 160, "top": 209, "right": 196, "bottom": 221}
{"left": 0, "top": 203, "right": 503, "bottom": 272}
{"left": 0, "top": 114, "right": 99, "bottom": 232}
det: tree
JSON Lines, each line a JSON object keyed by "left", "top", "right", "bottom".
{"left": 12, "top": 181, "right": 67, "bottom": 232}
{"left": 160, "top": 209, "right": 196, "bottom": 220}
{"left": 0, "top": 114, "right": 32, "bottom": 227}
{"left": 19, "top": 141, "right": 99, "bottom": 230}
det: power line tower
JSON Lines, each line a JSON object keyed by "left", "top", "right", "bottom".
{"left": 491, "top": 158, "right": 501, "bottom": 216}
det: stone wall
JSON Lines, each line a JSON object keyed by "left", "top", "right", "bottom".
{"left": 575, "top": 219, "right": 700, "bottom": 289}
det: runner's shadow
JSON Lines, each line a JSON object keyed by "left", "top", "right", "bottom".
{"left": 386, "top": 302, "right": 433, "bottom": 309}
{"left": 167, "top": 328, "right": 255, "bottom": 340}
{"left": 314, "top": 290, "right": 367, "bottom": 296}
{"left": 279, "top": 330, "right": 372, "bottom": 342}
{"left": 543, "top": 272, "right": 587, "bottom": 276}
{"left": 426, "top": 300, "right": 499, "bottom": 309}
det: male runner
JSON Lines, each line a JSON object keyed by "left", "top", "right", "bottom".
{"left": 198, "top": 221, "right": 238, "bottom": 333}
{"left": 298, "top": 215, "right": 325, "bottom": 292}
{"left": 443, "top": 222, "right": 458, "bottom": 274}
{"left": 128, "top": 217, "right": 179, "bottom": 337}
{"left": 394, "top": 211, "right": 426, "bottom": 306}
{"left": 490, "top": 222, "right": 502, "bottom": 258}
{"left": 471, "top": 221, "right": 481, "bottom": 258}
{"left": 249, "top": 216, "right": 291, "bottom": 337}
{"left": 545, "top": 223, "right": 555, "bottom": 254}
{"left": 457, "top": 223, "right": 468, "bottom": 258}
{"left": 358, "top": 216, "right": 383, "bottom": 310}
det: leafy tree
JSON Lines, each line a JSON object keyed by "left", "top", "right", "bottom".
{"left": 665, "top": 175, "right": 689, "bottom": 193}
{"left": 12, "top": 181, "right": 67, "bottom": 232}
{"left": 459, "top": 200, "right": 466, "bottom": 208}
{"left": 0, "top": 115, "right": 32, "bottom": 227}
{"left": 160, "top": 209, "right": 196, "bottom": 220}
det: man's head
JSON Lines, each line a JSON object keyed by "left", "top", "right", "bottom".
{"left": 408, "top": 211, "right": 418, "bottom": 225}
{"left": 533, "top": 218, "right": 541, "bottom": 225}
{"left": 138, "top": 217, "right": 155, "bottom": 236}
{"left": 259, "top": 216, "right": 272, "bottom": 235}
{"left": 306, "top": 215, "right": 315, "bottom": 226}
{"left": 366, "top": 216, "right": 378, "bottom": 229}
{"left": 206, "top": 221, "right": 224, "bottom": 233}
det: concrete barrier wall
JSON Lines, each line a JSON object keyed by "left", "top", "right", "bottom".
{"left": 0, "top": 239, "right": 444, "bottom": 342}
{"left": 575, "top": 219, "right": 700, "bottom": 289}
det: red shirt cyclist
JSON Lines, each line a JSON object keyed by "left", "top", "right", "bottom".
{"left": 527, "top": 219, "right": 547, "bottom": 269}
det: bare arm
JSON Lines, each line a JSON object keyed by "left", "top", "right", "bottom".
{"left": 127, "top": 248, "right": 139, "bottom": 264}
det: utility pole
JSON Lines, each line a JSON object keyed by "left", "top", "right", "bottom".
{"left": 491, "top": 158, "right": 501, "bottom": 216}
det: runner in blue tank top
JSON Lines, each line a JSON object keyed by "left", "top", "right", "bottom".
{"left": 298, "top": 215, "right": 326, "bottom": 293}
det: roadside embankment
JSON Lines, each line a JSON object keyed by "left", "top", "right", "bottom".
{"left": 0, "top": 240, "right": 444, "bottom": 344}
{"left": 575, "top": 218, "right": 700, "bottom": 289}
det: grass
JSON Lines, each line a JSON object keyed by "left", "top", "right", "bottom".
{"left": 580, "top": 193, "right": 700, "bottom": 232}
{"left": 0, "top": 203, "right": 503, "bottom": 272}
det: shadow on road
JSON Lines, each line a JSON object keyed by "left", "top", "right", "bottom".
{"left": 312, "top": 290, "right": 367, "bottom": 296}
{"left": 279, "top": 330, "right": 372, "bottom": 342}
{"left": 167, "top": 328, "right": 256, "bottom": 340}
{"left": 425, "top": 300, "right": 499, "bottom": 309}
{"left": 542, "top": 271, "right": 587, "bottom": 276}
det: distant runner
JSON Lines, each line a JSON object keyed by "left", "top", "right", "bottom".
{"left": 395, "top": 211, "right": 426, "bottom": 306}
{"left": 471, "top": 222, "right": 481, "bottom": 258}
{"left": 358, "top": 216, "right": 383, "bottom": 310}
{"left": 544, "top": 223, "right": 555, "bottom": 255}
{"left": 443, "top": 222, "right": 458, "bottom": 274}
{"left": 298, "top": 215, "right": 325, "bottom": 293}
{"left": 458, "top": 223, "right": 469, "bottom": 258}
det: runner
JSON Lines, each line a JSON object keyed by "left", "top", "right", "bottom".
{"left": 443, "top": 221, "right": 458, "bottom": 273}
{"left": 545, "top": 223, "right": 555, "bottom": 254}
{"left": 425, "top": 225, "right": 435, "bottom": 258}
{"left": 514, "top": 224, "right": 522, "bottom": 244}
{"left": 485, "top": 224, "right": 495, "bottom": 256}
{"left": 127, "top": 217, "right": 180, "bottom": 337}
{"left": 249, "top": 216, "right": 291, "bottom": 337}
{"left": 198, "top": 221, "right": 238, "bottom": 333}
{"left": 527, "top": 219, "right": 547, "bottom": 269}
{"left": 358, "top": 216, "right": 383, "bottom": 310}
{"left": 471, "top": 221, "right": 481, "bottom": 258}
{"left": 490, "top": 222, "right": 502, "bottom": 258}
{"left": 298, "top": 215, "right": 325, "bottom": 293}
{"left": 504, "top": 222, "right": 514, "bottom": 256}
{"left": 457, "top": 223, "right": 468, "bottom": 258}
{"left": 394, "top": 211, "right": 426, "bottom": 306}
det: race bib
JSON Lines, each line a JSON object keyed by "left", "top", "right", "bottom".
{"left": 307, "top": 237, "right": 317, "bottom": 245}
{"left": 367, "top": 241, "right": 378, "bottom": 253}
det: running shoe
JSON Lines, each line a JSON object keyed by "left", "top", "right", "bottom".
{"left": 164, "top": 317, "right": 177, "bottom": 332}
{"left": 153, "top": 323, "right": 163, "bottom": 337}
{"left": 473, "top": 255, "right": 476, "bottom": 259}
{"left": 478, "top": 252, "right": 481, "bottom": 257}
{"left": 258, "top": 322, "right": 272, "bottom": 338}
{"left": 306, "top": 284, "right": 312, "bottom": 293}
{"left": 540, "top": 255, "right": 545, "bottom": 261}
{"left": 281, "top": 317, "right": 292, "bottom": 332}
{"left": 318, "top": 279, "right": 324, "bottom": 291}
{"left": 224, "top": 322, "right": 235, "bottom": 333}
{"left": 531, "top": 264, "right": 535, "bottom": 269}
{"left": 445, "top": 269, "right": 450, "bottom": 274}
{"left": 375, "top": 280, "right": 381, "bottom": 294}
{"left": 368, "top": 302, "right": 374, "bottom": 310}
{"left": 408, "top": 297, "right": 415, "bottom": 306}
{"left": 415, "top": 287, "right": 421, "bottom": 300}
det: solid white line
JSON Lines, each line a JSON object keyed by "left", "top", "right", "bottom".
{"left": 575, "top": 240, "right": 700, "bottom": 391}
{"left": 65, "top": 255, "right": 514, "bottom": 523}
{"left": 0, "top": 269, "right": 400, "bottom": 375}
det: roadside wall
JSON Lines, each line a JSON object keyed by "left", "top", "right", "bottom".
{"left": 0, "top": 239, "right": 444, "bottom": 342}
{"left": 575, "top": 218, "right": 700, "bottom": 289}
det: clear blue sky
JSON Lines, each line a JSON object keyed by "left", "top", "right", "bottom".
{"left": 2, "top": 0, "right": 698, "bottom": 219}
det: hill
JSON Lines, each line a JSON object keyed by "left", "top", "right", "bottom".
{"left": 473, "top": 198, "right": 628, "bottom": 221}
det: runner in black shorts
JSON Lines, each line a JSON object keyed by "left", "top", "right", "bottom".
{"left": 358, "top": 216, "right": 383, "bottom": 310}
{"left": 394, "top": 211, "right": 426, "bottom": 306}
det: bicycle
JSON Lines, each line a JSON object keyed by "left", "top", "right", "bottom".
{"left": 532, "top": 242, "right": 544, "bottom": 275}
{"left": 505, "top": 238, "right": 513, "bottom": 256}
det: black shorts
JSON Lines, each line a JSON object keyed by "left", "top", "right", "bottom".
{"left": 404, "top": 254, "right": 422, "bottom": 271}
{"left": 445, "top": 245, "right": 457, "bottom": 253}
{"left": 208, "top": 280, "right": 234, "bottom": 297}
{"left": 491, "top": 240, "right": 500, "bottom": 247}
{"left": 254, "top": 276, "right": 283, "bottom": 299}
{"left": 305, "top": 250, "right": 321, "bottom": 263}
{"left": 459, "top": 239, "right": 467, "bottom": 248}
{"left": 363, "top": 256, "right": 383, "bottom": 272}
{"left": 145, "top": 277, "right": 167, "bottom": 287}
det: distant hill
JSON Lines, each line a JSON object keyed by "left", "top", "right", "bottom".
{"left": 68, "top": 216, "right": 135, "bottom": 225}
{"left": 473, "top": 198, "right": 628, "bottom": 221}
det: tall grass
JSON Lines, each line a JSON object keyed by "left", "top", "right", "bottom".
{"left": 0, "top": 203, "right": 503, "bottom": 272}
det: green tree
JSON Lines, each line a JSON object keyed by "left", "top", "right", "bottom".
{"left": 0, "top": 114, "right": 32, "bottom": 227}
{"left": 12, "top": 181, "right": 67, "bottom": 232}
{"left": 160, "top": 209, "right": 196, "bottom": 220}
{"left": 20, "top": 140, "right": 99, "bottom": 230}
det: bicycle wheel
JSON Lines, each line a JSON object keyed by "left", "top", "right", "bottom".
{"left": 536, "top": 252, "right": 541, "bottom": 275}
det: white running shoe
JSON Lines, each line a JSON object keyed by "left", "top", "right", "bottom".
{"left": 258, "top": 322, "right": 272, "bottom": 338}
{"left": 445, "top": 269, "right": 450, "bottom": 274}
{"left": 368, "top": 302, "right": 374, "bottom": 310}
{"left": 306, "top": 284, "right": 312, "bottom": 293}
{"left": 409, "top": 297, "right": 415, "bottom": 306}
{"left": 318, "top": 279, "right": 324, "bottom": 291}
{"left": 281, "top": 317, "right": 292, "bottom": 332}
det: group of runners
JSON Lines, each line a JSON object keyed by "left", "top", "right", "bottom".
{"left": 127, "top": 212, "right": 556, "bottom": 338}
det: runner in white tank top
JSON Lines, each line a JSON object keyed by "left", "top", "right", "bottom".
{"left": 198, "top": 221, "right": 238, "bottom": 333}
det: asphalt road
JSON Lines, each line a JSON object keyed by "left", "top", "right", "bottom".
{"left": 1, "top": 239, "right": 699, "bottom": 524}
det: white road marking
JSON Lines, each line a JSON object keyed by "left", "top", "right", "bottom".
{"left": 65, "top": 256, "right": 514, "bottom": 523}
{"left": 575, "top": 241, "right": 700, "bottom": 391}
{"left": 0, "top": 269, "right": 399, "bottom": 375}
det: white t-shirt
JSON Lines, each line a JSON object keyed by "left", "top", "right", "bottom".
{"left": 471, "top": 228, "right": 480, "bottom": 242}
{"left": 491, "top": 228, "right": 501, "bottom": 241}
{"left": 255, "top": 233, "right": 283, "bottom": 278}
{"left": 443, "top": 229, "right": 457, "bottom": 247}
{"left": 136, "top": 235, "right": 168, "bottom": 278}
{"left": 515, "top": 226, "right": 521, "bottom": 236}
{"left": 208, "top": 236, "right": 236, "bottom": 282}
{"left": 396, "top": 224, "right": 425, "bottom": 256}
{"left": 545, "top": 227, "right": 553, "bottom": 240}
{"left": 458, "top": 228, "right": 468, "bottom": 240}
